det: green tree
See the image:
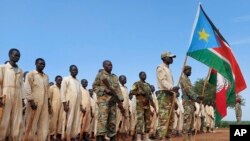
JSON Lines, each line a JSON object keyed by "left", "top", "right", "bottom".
{"left": 192, "top": 78, "right": 216, "bottom": 105}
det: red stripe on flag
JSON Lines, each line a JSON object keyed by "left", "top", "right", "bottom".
{"left": 213, "top": 35, "right": 247, "bottom": 94}
{"left": 216, "top": 83, "right": 228, "bottom": 117}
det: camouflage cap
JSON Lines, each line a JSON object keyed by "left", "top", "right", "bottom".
{"left": 184, "top": 65, "right": 192, "bottom": 70}
{"left": 161, "top": 51, "right": 176, "bottom": 59}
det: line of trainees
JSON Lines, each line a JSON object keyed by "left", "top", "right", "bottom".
{"left": 0, "top": 48, "right": 216, "bottom": 141}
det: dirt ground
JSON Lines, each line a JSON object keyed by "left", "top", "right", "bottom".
{"left": 89, "top": 128, "right": 229, "bottom": 141}
{"left": 170, "top": 128, "right": 229, "bottom": 141}
{"left": 120, "top": 128, "right": 229, "bottom": 141}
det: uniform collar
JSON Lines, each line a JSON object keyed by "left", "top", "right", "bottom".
{"left": 161, "top": 63, "right": 169, "bottom": 68}
{"left": 103, "top": 70, "right": 111, "bottom": 75}
{"left": 6, "top": 62, "right": 21, "bottom": 73}
{"left": 34, "top": 70, "right": 45, "bottom": 76}
{"left": 69, "top": 75, "right": 77, "bottom": 80}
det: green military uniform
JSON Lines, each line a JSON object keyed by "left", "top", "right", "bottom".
{"left": 180, "top": 74, "right": 198, "bottom": 140}
{"left": 92, "top": 70, "right": 124, "bottom": 138}
{"left": 156, "top": 90, "right": 175, "bottom": 138}
{"left": 130, "top": 81, "right": 152, "bottom": 134}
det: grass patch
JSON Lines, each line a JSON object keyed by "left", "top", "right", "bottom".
{"left": 216, "top": 121, "right": 250, "bottom": 128}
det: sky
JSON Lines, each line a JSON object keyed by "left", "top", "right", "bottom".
{"left": 0, "top": 0, "right": 249, "bottom": 121}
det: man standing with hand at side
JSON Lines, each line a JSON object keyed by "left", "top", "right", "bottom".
{"left": 24, "top": 58, "right": 50, "bottom": 140}
{"left": 155, "top": 51, "right": 179, "bottom": 141}
{"left": 61, "top": 65, "right": 84, "bottom": 140}
{"left": 0, "top": 48, "right": 24, "bottom": 140}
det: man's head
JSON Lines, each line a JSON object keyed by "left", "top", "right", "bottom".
{"left": 161, "top": 51, "right": 176, "bottom": 65}
{"left": 81, "top": 79, "right": 88, "bottom": 88}
{"left": 35, "top": 58, "right": 45, "bottom": 73}
{"left": 9, "top": 48, "right": 21, "bottom": 64}
{"left": 55, "top": 75, "right": 62, "bottom": 86}
{"left": 103, "top": 60, "right": 112, "bottom": 73}
{"left": 119, "top": 75, "right": 127, "bottom": 85}
{"left": 183, "top": 65, "right": 192, "bottom": 76}
{"left": 49, "top": 82, "right": 54, "bottom": 86}
{"left": 139, "top": 71, "right": 147, "bottom": 81}
{"left": 69, "top": 65, "right": 78, "bottom": 78}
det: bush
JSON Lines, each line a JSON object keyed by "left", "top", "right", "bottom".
{"left": 217, "top": 121, "right": 250, "bottom": 128}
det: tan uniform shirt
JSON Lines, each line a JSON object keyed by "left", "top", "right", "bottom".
{"left": 130, "top": 96, "right": 137, "bottom": 135}
{"left": 0, "top": 63, "right": 24, "bottom": 140}
{"left": 49, "top": 84, "right": 63, "bottom": 135}
{"left": 61, "top": 76, "right": 82, "bottom": 138}
{"left": 25, "top": 70, "right": 49, "bottom": 140}
{"left": 150, "top": 92, "right": 159, "bottom": 134}
{"left": 194, "top": 102, "right": 201, "bottom": 131}
{"left": 116, "top": 84, "right": 130, "bottom": 133}
{"left": 205, "top": 105, "right": 213, "bottom": 128}
{"left": 81, "top": 87, "right": 92, "bottom": 133}
{"left": 156, "top": 63, "right": 174, "bottom": 90}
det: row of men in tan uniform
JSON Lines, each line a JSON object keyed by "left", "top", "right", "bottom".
{"left": 0, "top": 48, "right": 97, "bottom": 140}
{"left": 173, "top": 98, "right": 216, "bottom": 136}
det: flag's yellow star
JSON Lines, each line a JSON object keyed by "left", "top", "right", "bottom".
{"left": 198, "top": 28, "right": 210, "bottom": 42}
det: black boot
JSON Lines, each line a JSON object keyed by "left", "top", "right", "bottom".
{"left": 110, "top": 135, "right": 116, "bottom": 141}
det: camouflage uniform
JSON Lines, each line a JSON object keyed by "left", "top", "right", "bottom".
{"left": 156, "top": 63, "right": 175, "bottom": 139}
{"left": 235, "top": 102, "right": 242, "bottom": 124}
{"left": 130, "top": 81, "right": 152, "bottom": 134}
{"left": 180, "top": 74, "right": 198, "bottom": 140}
{"left": 92, "top": 70, "right": 124, "bottom": 137}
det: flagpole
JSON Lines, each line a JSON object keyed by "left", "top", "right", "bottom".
{"left": 177, "top": 55, "right": 188, "bottom": 86}
{"left": 201, "top": 68, "right": 212, "bottom": 97}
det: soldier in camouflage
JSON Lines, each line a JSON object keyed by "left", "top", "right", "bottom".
{"left": 235, "top": 97, "right": 242, "bottom": 124}
{"left": 155, "top": 51, "right": 179, "bottom": 141}
{"left": 130, "top": 71, "right": 156, "bottom": 141}
{"left": 180, "top": 66, "right": 199, "bottom": 141}
{"left": 92, "top": 60, "right": 124, "bottom": 141}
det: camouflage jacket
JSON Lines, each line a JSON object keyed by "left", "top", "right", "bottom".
{"left": 180, "top": 74, "right": 197, "bottom": 101}
{"left": 130, "top": 81, "right": 153, "bottom": 101}
{"left": 92, "top": 70, "right": 124, "bottom": 102}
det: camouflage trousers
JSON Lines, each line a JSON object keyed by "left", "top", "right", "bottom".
{"left": 156, "top": 92, "right": 174, "bottom": 138}
{"left": 182, "top": 100, "right": 195, "bottom": 134}
{"left": 136, "top": 101, "right": 151, "bottom": 134}
{"left": 97, "top": 99, "right": 117, "bottom": 137}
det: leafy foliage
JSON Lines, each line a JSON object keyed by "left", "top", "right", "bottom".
{"left": 192, "top": 78, "right": 216, "bottom": 105}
